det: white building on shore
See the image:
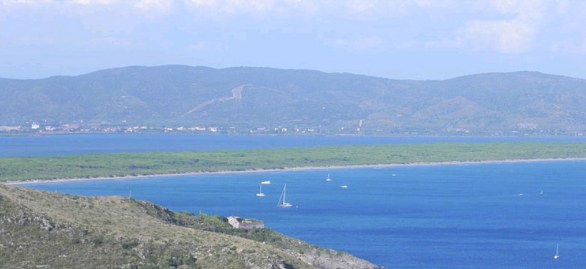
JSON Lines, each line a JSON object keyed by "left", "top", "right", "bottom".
{"left": 227, "top": 216, "right": 265, "bottom": 229}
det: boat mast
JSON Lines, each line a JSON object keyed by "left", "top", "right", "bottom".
{"left": 282, "top": 184, "right": 287, "bottom": 204}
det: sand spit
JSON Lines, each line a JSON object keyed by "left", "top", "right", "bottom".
{"left": 4, "top": 157, "right": 586, "bottom": 186}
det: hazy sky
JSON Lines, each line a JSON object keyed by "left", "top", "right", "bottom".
{"left": 1, "top": 0, "right": 585, "bottom": 79}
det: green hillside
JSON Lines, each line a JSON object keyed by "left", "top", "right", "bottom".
{"left": 0, "top": 184, "right": 378, "bottom": 269}
{"left": 1, "top": 66, "right": 586, "bottom": 135}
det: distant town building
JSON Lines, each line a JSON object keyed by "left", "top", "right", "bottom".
{"left": 188, "top": 126, "right": 206, "bottom": 132}
{"left": 61, "top": 123, "right": 80, "bottom": 131}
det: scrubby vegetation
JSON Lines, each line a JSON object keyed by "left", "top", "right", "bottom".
{"left": 1, "top": 142, "right": 586, "bottom": 182}
{"left": 0, "top": 185, "right": 377, "bottom": 269}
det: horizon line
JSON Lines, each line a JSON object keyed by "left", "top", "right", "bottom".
{"left": 1, "top": 64, "right": 582, "bottom": 82}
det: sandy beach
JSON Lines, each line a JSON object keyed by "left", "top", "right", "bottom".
{"left": 4, "top": 157, "right": 586, "bottom": 186}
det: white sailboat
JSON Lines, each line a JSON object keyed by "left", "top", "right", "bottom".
{"left": 256, "top": 183, "right": 265, "bottom": 197}
{"left": 277, "top": 184, "right": 293, "bottom": 208}
{"left": 261, "top": 180, "right": 271, "bottom": 185}
{"left": 326, "top": 173, "right": 332, "bottom": 182}
{"left": 340, "top": 184, "right": 348, "bottom": 189}
{"left": 554, "top": 244, "right": 560, "bottom": 260}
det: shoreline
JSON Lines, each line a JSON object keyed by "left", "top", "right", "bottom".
{"left": 4, "top": 157, "right": 586, "bottom": 186}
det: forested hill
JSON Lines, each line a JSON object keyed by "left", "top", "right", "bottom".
{"left": 1, "top": 65, "right": 585, "bottom": 135}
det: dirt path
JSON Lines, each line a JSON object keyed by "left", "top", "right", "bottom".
{"left": 184, "top": 85, "right": 246, "bottom": 115}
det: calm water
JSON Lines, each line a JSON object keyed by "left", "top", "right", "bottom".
{"left": 25, "top": 161, "right": 586, "bottom": 268}
{"left": 2, "top": 133, "right": 585, "bottom": 157}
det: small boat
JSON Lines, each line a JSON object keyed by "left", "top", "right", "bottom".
{"left": 326, "top": 173, "right": 332, "bottom": 182}
{"left": 554, "top": 244, "right": 560, "bottom": 260}
{"left": 277, "top": 184, "right": 293, "bottom": 208}
{"left": 256, "top": 183, "right": 265, "bottom": 197}
{"left": 261, "top": 180, "right": 271, "bottom": 185}
{"left": 340, "top": 184, "right": 348, "bottom": 189}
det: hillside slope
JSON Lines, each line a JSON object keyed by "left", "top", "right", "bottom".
{"left": 1, "top": 65, "right": 586, "bottom": 134}
{"left": 0, "top": 184, "right": 377, "bottom": 269}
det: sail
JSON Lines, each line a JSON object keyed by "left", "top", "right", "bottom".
{"left": 278, "top": 184, "right": 292, "bottom": 208}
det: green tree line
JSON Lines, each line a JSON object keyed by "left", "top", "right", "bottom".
{"left": 1, "top": 143, "right": 586, "bottom": 182}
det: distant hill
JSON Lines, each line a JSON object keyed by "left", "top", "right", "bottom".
{"left": 0, "top": 184, "right": 377, "bottom": 269}
{"left": 1, "top": 65, "right": 585, "bottom": 135}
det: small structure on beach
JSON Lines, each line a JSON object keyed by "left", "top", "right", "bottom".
{"left": 227, "top": 216, "right": 265, "bottom": 229}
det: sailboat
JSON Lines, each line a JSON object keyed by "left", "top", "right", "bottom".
{"left": 326, "top": 173, "right": 332, "bottom": 182}
{"left": 256, "top": 183, "right": 265, "bottom": 197}
{"left": 554, "top": 244, "right": 560, "bottom": 260}
{"left": 277, "top": 184, "right": 293, "bottom": 208}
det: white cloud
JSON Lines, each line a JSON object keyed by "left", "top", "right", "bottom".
{"left": 181, "top": 0, "right": 455, "bottom": 18}
{"left": 71, "top": 0, "right": 115, "bottom": 5}
{"left": 547, "top": 1, "right": 586, "bottom": 53}
{"left": 344, "top": 0, "right": 377, "bottom": 14}
{"left": 184, "top": 0, "right": 319, "bottom": 16}
{"left": 1, "top": 0, "right": 53, "bottom": 7}
{"left": 461, "top": 20, "right": 535, "bottom": 53}
{"left": 224, "top": 0, "right": 278, "bottom": 14}
{"left": 450, "top": 0, "right": 549, "bottom": 53}
{"left": 489, "top": 0, "right": 545, "bottom": 20}
{"left": 2, "top": 0, "right": 585, "bottom": 56}
{"left": 186, "top": 0, "right": 215, "bottom": 8}
{"left": 135, "top": 0, "right": 173, "bottom": 12}
{"left": 342, "top": 0, "right": 459, "bottom": 18}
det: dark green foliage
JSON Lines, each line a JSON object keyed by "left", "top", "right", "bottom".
{"left": 176, "top": 212, "right": 289, "bottom": 246}
{"left": 1, "top": 142, "right": 586, "bottom": 182}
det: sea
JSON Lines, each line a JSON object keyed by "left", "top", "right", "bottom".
{"left": 4, "top": 134, "right": 586, "bottom": 268}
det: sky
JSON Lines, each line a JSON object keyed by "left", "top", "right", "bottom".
{"left": 1, "top": 0, "right": 585, "bottom": 80}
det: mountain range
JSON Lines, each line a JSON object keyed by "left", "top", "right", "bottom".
{"left": 1, "top": 65, "right": 585, "bottom": 135}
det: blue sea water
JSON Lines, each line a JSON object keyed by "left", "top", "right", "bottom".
{"left": 2, "top": 133, "right": 585, "bottom": 157}
{"left": 25, "top": 161, "right": 586, "bottom": 269}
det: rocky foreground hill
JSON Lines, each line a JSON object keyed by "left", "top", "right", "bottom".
{"left": 0, "top": 184, "right": 378, "bottom": 269}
